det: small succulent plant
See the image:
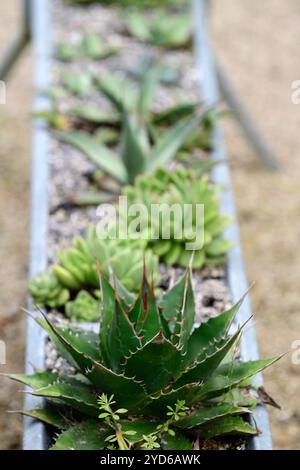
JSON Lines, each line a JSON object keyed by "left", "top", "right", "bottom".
{"left": 29, "top": 227, "right": 158, "bottom": 316}
{"left": 65, "top": 290, "right": 100, "bottom": 322}
{"left": 57, "top": 33, "right": 117, "bottom": 62}
{"left": 11, "top": 267, "right": 278, "bottom": 450}
{"left": 123, "top": 166, "right": 233, "bottom": 269}
{"left": 29, "top": 272, "right": 70, "bottom": 309}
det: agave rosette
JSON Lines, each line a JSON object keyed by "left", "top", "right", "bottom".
{"left": 13, "top": 268, "right": 278, "bottom": 450}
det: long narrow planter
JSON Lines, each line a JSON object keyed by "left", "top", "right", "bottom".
{"left": 23, "top": 0, "right": 272, "bottom": 450}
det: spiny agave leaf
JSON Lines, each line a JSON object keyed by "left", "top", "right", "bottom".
{"left": 51, "top": 421, "right": 110, "bottom": 450}
{"left": 66, "top": 191, "right": 117, "bottom": 208}
{"left": 175, "top": 329, "right": 241, "bottom": 388}
{"left": 95, "top": 73, "right": 138, "bottom": 113}
{"left": 106, "top": 300, "right": 141, "bottom": 373}
{"left": 138, "top": 66, "right": 161, "bottom": 120}
{"left": 99, "top": 272, "right": 139, "bottom": 369}
{"left": 129, "top": 295, "right": 142, "bottom": 325}
{"left": 185, "top": 294, "right": 246, "bottom": 366}
{"left": 121, "top": 113, "right": 146, "bottom": 184}
{"left": 36, "top": 318, "right": 75, "bottom": 368}
{"left": 162, "top": 432, "right": 193, "bottom": 451}
{"left": 69, "top": 105, "right": 119, "bottom": 125}
{"left": 17, "top": 408, "right": 66, "bottom": 429}
{"left": 152, "top": 103, "right": 197, "bottom": 126}
{"left": 113, "top": 276, "right": 136, "bottom": 308}
{"left": 198, "top": 358, "right": 279, "bottom": 401}
{"left": 176, "top": 404, "right": 250, "bottom": 430}
{"left": 159, "top": 268, "right": 195, "bottom": 347}
{"left": 136, "top": 274, "right": 161, "bottom": 343}
{"left": 120, "top": 419, "right": 158, "bottom": 443}
{"left": 8, "top": 372, "right": 59, "bottom": 390}
{"left": 56, "top": 131, "right": 127, "bottom": 184}
{"left": 38, "top": 316, "right": 100, "bottom": 363}
{"left": 174, "top": 268, "right": 195, "bottom": 353}
{"left": 39, "top": 314, "right": 100, "bottom": 374}
{"left": 159, "top": 271, "right": 187, "bottom": 327}
{"left": 200, "top": 416, "right": 257, "bottom": 439}
{"left": 140, "top": 380, "right": 206, "bottom": 416}
{"left": 124, "top": 334, "right": 182, "bottom": 394}
{"left": 33, "top": 382, "right": 99, "bottom": 417}
{"left": 146, "top": 116, "right": 203, "bottom": 172}
{"left": 86, "top": 362, "right": 148, "bottom": 412}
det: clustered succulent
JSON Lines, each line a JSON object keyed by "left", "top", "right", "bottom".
{"left": 29, "top": 227, "right": 158, "bottom": 318}
{"left": 65, "top": 291, "right": 100, "bottom": 322}
{"left": 29, "top": 271, "right": 70, "bottom": 309}
{"left": 123, "top": 166, "right": 233, "bottom": 269}
{"left": 11, "top": 268, "right": 278, "bottom": 450}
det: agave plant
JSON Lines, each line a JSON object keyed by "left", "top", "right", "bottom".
{"left": 125, "top": 11, "right": 192, "bottom": 49}
{"left": 41, "top": 65, "right": 216, "bottom": 189}
{"left": 29, "top": 227, "right": 158, "bottom": 317}
{"left": 11, "top": 268, "right": 279, "bottom": 450}
{"left": 57, "top": 33, "right": 117, "bottom": 62}
{"left": 42, "top": 64, "right": 192, "bottom": 128}
{"left": 56, "top": 109, "right": 206, "bottom": 190}
{"left": 123, "top": 166, "right": 233, "bottom": 269}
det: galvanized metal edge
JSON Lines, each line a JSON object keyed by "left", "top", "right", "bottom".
{"left": 23, "top": 0, "right": 51, "bottom": 451}
{"left": 192, "top": 0, "right": 273, "bottom": 450}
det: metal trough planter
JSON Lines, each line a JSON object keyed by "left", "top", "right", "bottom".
{"left": 23, "top": 0, "right": 272, "bottom": 450}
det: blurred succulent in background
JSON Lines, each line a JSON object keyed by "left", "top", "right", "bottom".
{"left": 125, "top": 12, "right": 192, "bottom": 49}
{"left": 37, "top": 63, "right": 218, "bottom": 199}
{"left": 12, "top": 268, "right": 279, "bottom": 450}
{"left": 57, "top": 33, "right": 118, "bottom": 62}
{"left": 56, "top": 108, "right": 207, "bottom": 192}
{"left": 123, "top": 166, "right": 233, "bottom": 269}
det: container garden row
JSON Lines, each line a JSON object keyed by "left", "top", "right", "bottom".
{"left": 10, "top": 0, "right": 277, "bottom": 451}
